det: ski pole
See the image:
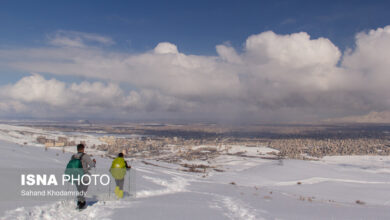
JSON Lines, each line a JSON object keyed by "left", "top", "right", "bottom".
{"left": 108, "top": 177, "right": 111, "bottom": 199}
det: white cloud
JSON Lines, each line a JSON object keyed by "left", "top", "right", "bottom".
{"left": 245, "top": 31, "right": 341, "bottom": 68}
{"left": 342, "top": 26, "right": 390, "bottom": 90}
{"left": 48, "top": 30, "right": 115, "bottom": 48}
{"left": 216, "top": 44, "right": 242, "bottom": 64}
{"left": 0, "top": 74, "right": 195, "bottom": 118}
{"left": 0, "top": 27, "right": 390, "bottom": 122}
{"left": 4, "top": 74, "right": 68, "bottom": 106}
{"left": 154, "top": 42, "right": 179, "bottom": 54}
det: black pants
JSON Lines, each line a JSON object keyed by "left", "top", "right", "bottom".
{"left": 76, "top": 176, "right": 89, "bottom": 202}
{"left": 115, "top": 178, "right": 124, "bottom": 190}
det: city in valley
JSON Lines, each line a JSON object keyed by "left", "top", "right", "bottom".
{"left": 2, "top": 121, "right": 390, "bottom": 172}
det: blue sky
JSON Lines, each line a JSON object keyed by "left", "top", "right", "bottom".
{"left": 0, "top": 0, "right": 390, "bottom": 122}
{"left": 1, "top": 0, "right": 389, "bottom": 54}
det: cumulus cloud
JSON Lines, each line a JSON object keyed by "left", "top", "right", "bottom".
{"left": 245, "top": 31, "right": 341, "bottom": 67}
{"left": 5, "top": 74, "right": 68, "bottom": 106}
{"left": 342, "top": 26, "right": 390, "bottom": 90}
{"left": 0, "top": 74, "right": 195, "bottom": 118}
{"left": 154, "top": 42, "right": 179, "bottom": 54}
{"left": 0, "top": 27, "right": 390, "bottom": 122}
{"left": 216, "top": 44, "right": 242, "bottom": 64}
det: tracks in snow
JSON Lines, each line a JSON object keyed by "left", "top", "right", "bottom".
{"left": 2, "top": 199, "right": 133, "bottom": 220}
{"left": 3, "top": 162, "right": 266, "bottom": 220}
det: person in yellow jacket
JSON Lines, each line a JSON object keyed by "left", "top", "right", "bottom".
{"left": 110, "top": 153, "right": 131, "bottom": 198}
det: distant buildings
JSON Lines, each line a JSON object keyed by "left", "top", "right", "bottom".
{"left": 269, "top": 138, "right": 390, "bottom": 159}
{"left": 44, "top": 139, "right": 55, "bottom": 148}
{"left": 36, "top": 132, "right": 390, "bottom": 160}
{"left": 94, "top": 134, "right": 390, "bottom": 161}
{"left": 36, "top": 136, "right": 77, "bottom": 148}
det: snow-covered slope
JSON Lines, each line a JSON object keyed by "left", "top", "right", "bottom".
{"left": 0, "top": 139, "right": 390, "bottom": 219}
{"left": 0, "top": 123, "right": 104, "bottom": 149}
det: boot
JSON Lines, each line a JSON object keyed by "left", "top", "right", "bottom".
{"left": 77, "top": 201, "right": 86, "bottom": 209}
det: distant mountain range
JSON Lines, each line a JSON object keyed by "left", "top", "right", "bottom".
{"left": 325, "top": 111, "right": 390, "bottom": 123}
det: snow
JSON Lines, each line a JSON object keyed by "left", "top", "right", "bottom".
{"left": 224, "top": 145, "right": 278, "bottom": 156}
{"left": 0, "top": 123, "right": 106, "bottom": 156}
{"left": 0, "top": 124, "right": 390, "bottom": 219}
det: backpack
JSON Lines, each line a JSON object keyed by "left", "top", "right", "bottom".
{"left": 110, "top": 157, "right": 126, "bottom": 180}
{"left": 64, "top": 153, "right": 84, "bottom": 184}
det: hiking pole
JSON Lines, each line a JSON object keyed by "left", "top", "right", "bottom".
{"left": 128, "top": 171, "right": 130, "bottom": 199}
{"left": 66, "top": 182, "right": 70, "bottom": 202}
{"left": 132, "top": 167, "right": 136, "bottom": 199}
{"left": 108, "top": 177, "right": 111, "bottom": 199}
{"left": 94, "top": 167, "right": 99, "bottom": 194}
